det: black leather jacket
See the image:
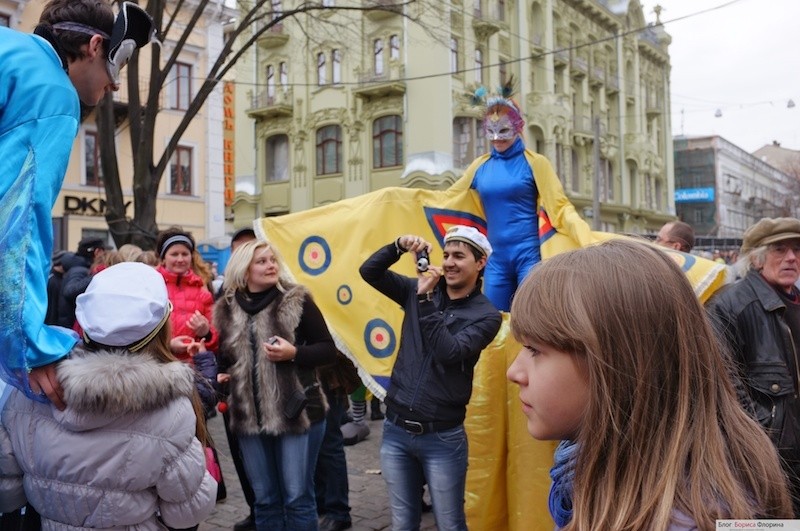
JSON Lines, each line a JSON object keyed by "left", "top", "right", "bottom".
{"left": 708, "top": 270, "right": 800, "bottom": 459}
{"left": 359, "top": 243, "right": 502, "bottom": 424}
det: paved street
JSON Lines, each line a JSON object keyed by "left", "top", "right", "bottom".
{"left": 199, "top": 414, "right": 437, "bottom": 531}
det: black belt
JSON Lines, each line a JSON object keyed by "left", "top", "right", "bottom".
{"left": 385, "top": 410, "right": 461, "bottom": 435}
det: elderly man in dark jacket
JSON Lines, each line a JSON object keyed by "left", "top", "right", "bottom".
{"left": 360, "top": 225, "right": 501, "bottom": 531}
{"left": 708, "top": 217, "right": 800, "bottom": 515}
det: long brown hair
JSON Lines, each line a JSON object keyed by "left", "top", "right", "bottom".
{"left": 142, "top": 322, "right": 209, "bottom": 446}
{"left": 510, "top": 239, "right": 792, "bottom": 530}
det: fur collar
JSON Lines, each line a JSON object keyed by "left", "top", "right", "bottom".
{"left": 57, "top": 347, "right": 196, "bottom": 416}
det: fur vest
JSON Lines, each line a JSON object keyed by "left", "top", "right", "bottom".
{"left": 214, "top": 284, "right": 327, "bottom": 435}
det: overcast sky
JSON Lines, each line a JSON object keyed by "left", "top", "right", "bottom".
{"left": 639, "top": 0, "right": 799, "bottom": 153}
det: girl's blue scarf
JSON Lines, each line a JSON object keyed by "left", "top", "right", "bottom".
{"left": 549, "top": 439, "right": 579, "bottom": 528}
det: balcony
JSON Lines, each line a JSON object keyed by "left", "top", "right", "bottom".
{"left": 257, "top": 23, "right": 289, "bottom": 49}
{"left": 472, "top": 8, "right": 503, "bottom": 41}
{"left": 553, "top": 49, "right": 569, "bottom": 69}
{"left": 605, "top": 73, "right": 619, "bottom": 94}
{"left": 353, "top": 64, "right": 406, "bottom": 100}
{"left": 589, "top": 66, "right": 605, "bottom": 87}
{"left": 247, "top": 88, "right": 293, "bottom": 119}
{"left": 530, "top": 34, "right": 545, "bottom": 54}
{"left": 573, "top": 114, "right": 593, "bottom": 137}
{"left": 364, "top": 0, "right": 402, "bottom": 21}
{"left": 645, "top": 94, "right": 662, "bottom": 117}
{"left": 570, "top": 56, "right": 588, "bottom": 79}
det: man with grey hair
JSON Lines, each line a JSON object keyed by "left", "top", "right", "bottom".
{"left": 708, "top": 217, "right": 800, "bottom": 515}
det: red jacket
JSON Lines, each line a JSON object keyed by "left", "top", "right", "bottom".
{"left": 157, "top": 266, "right": 218, "bottom": 357}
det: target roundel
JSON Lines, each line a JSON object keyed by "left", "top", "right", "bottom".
{"left": 337, "top": 285, "right": 353, "bottom": 305}
{"left": 298, "top": 236, "right": 332, "bottom": 276}
{"left": 363, "top": 318, "right": 397, "bottom": 359}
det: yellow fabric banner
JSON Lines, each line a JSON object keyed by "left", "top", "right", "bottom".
{"left": 257, "top": 170, "right": 727, "bottom": 530}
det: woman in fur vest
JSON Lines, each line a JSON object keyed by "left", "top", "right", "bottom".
{"left": 0, "top": 262, "right": 217, "bottom": 529}
{"left": 214, "top": 239, "right": 337, "bottom": 531}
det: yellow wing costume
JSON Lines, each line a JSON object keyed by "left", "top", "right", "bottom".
{"left": 257, "top": 156, "right": 726, "bottom": 530}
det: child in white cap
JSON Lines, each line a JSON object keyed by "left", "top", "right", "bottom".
{"left": 0, "top": 262, "right": 217, "bottom": 529}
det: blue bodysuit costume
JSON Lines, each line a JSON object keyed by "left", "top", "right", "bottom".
{"left": 471, "top": 137, "right": 541, "bottom": 311}
{"left": 0, "top": 26, "right": 80, "bottom": 395}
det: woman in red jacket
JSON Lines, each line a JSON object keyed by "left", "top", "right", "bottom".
{"left": 155, "top": 228, "right": 219, "bottom": 361}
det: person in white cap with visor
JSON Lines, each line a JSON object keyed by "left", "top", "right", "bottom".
{"left": 359, "top": 225, "right": 502, "bottom": 531}
{"left": 0, "top": 262, "right": 217, "bottom": 528}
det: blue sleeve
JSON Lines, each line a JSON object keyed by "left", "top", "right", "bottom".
{"left": 0, "top": 44, "right": 81, "bottom": 395}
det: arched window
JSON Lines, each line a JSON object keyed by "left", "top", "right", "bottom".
{"left": 373, "top": 115, "right": 403, "bottom": 168}
{"left": 316, "top": 125, "right": 342, "bottom": 175}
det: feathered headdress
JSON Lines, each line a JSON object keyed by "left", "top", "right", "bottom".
{"left": 472, "top": 75, "right": 524, "bottom": 135}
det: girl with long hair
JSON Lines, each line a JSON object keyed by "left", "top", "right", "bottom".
{"left": 214, "top": 239, "right": 336, "bottom": 530}
{"left": 0, "top": 262, "right": 216, "bottom": 528}
{"left": 506, "top": 239, "right": 792, "bottom": 530}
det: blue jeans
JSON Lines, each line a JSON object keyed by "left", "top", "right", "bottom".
{"left": 380, "top": 420, "right": 469, "bottom": 531}
{"left": 315, "top": 390, "right": 351, "bottom": 522}
{"left": 239, "top": 420, "right": 326, "bottom": 531}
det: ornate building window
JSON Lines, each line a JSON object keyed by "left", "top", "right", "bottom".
{"left": 374, "top": 38, "right": 384, "bottom": 75}
{"left": 170, "top": 146, "right": 193, "bottom": 195}
{"left": 452, "top": 117, "right": 485, "bottom": 169}
{"left": 266, "top": 134, "right": 290, "bottom": 182}
{"left": 317, "top": 52, "right": 327, "bottom": 85}
{"left": 267, "top": 64, "right": 275, "bottom": 99}
{"left": 280, "top": 62, "right": 288, "bottom": 89}
{"left": 450, "top": 37, "right": 459, "bottom": 73}
{"left": 475, "top": 48, "right": 483, "bottom": 85}
{"left": 316, "top": 125, "right": 342, "bottom": 175}
{"left": 0, "top": 14, "right": 9, "bottom": 27}
{"left": 84, "top": 131, "right": 103, "bottom": 187}
{"left": 169, "top": 62, "right": 192, "bottom": 110}
{"left": 332, "top": 49, "right": 342, "bottom": 84}
{"left": 390, "top": 34, "right": 400, "bottom": 60}
{"left": 373, "top": 115, "right": 403, "bottom": 168}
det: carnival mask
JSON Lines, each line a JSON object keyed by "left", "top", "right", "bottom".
{"left": 484, "top": 112, "right": 517, "bottom": 141}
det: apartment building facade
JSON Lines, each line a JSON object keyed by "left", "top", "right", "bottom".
{"left": 674, "top": 135, "right": 795, "bottom": 238}
{"left": 2, "top": 0, "right": 232, "bottom": 252}
{"left": 231, "top": 0, "right": 675, "bottom": 234}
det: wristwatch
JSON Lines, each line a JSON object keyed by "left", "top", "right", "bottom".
{"left": 417, "top": 291, "right": 433, "bottom": 303}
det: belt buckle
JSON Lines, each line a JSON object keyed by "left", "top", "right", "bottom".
{"left": 403, "top": 420, "right": 424, "bottom": 435}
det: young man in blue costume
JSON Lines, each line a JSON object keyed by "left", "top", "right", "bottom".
{"left": 468, "top": 92, "right": 593, "bottom": 311}
{"left": 0, "top": 0, "right": 157, "bottom": 408}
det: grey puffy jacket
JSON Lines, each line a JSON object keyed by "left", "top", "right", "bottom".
{"left": 0, "top": 347, "right": 217, "bottom": 530}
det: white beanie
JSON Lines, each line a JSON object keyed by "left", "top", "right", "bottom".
{"left": 76, "top": 262, "right": 171, "bottom": 351}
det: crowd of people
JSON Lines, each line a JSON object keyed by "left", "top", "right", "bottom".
{"left": 3, "top": 1, "right": 800, "bottom": 530}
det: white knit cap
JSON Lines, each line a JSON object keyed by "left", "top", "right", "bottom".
{"left": 76, "top": 262, "right": 171, "bottom": 350}
{"left": 444, "top": 225, "right": 493, "bottom": 258}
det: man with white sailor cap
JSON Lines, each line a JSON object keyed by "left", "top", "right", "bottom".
{"left": 359, "top": 225, "right": 502, "bottom": 531}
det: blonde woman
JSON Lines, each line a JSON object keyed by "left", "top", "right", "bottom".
{"left": 214, "top": 239, "right": 336, "bottom": 530}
